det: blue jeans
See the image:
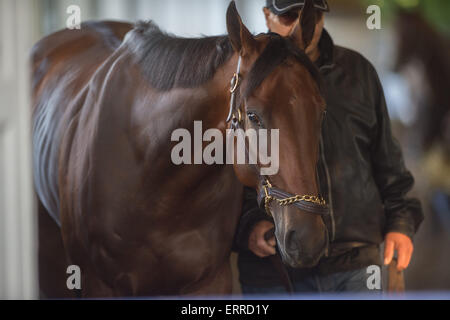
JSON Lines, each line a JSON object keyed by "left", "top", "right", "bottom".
{"left": 241, "top": 268, "right": 382, "bottom": 295}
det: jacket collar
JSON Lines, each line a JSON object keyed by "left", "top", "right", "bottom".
{"left": 316, "top": 28, "right": 335, "bottom": 69}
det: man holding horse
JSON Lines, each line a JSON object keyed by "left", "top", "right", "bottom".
{"left": 234, "top": 0, "right": 424, "bottom": 294}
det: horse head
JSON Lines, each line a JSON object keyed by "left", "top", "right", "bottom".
{"left": 226, "top": 0, "right": 329, "bottom": 268}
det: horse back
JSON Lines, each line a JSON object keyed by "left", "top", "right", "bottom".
{"left": 31, "top": 21, "right": 132, "bottom": 99}
{"left": 31, "top": 21, "right": 133, "bottom": 225}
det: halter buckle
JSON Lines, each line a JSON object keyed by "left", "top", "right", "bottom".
{"left": 263, "top": 179, "right": 274, "bottom": 217}
{"left": 230, "top": 73, "right": 240, "bottom": 93}
{"left": 232, "top": 108, "right": 242, "bottom": 124}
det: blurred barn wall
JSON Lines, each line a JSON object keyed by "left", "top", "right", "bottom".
{"left": 0, "top": 0, "right": 39, "bottom": 299}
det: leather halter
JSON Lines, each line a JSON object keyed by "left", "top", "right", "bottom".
{"left": 226, "top": 56, "right": 329, "bottom": 218}
{"left": 259, "top": 179, "right": 329, "bottom": 217}
{"left": 226, "top": 56, "right": 243, "bottom": 128}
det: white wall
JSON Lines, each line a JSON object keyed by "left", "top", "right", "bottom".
{"left": 39, "top": 0, "right": 269, "bottom": 37}
{"left": 0, "top": 0, "right": 38, "bottom": 300}
{"left": 36, "top": 0, "right": 387, "bottom": 75}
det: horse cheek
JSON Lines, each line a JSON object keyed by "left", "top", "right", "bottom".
{"left": 233, "top": 163, "right": 258, "bottom": 188}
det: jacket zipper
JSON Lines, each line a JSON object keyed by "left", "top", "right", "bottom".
{"left": 319, "top": 63, "right": 336, "bottom": 242}
{"left": 320, "top": 135, "right": 335, "bottom": 241}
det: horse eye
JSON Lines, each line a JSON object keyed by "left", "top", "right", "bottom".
{"left": 247, "top": 112, "right": 261, "bottom": 126}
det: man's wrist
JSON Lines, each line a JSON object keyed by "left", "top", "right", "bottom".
{"left": 384, "top": 221, "right": 415, "bottom": 242}
{"left": 235, "top": 208, "right": 272, "bottom": 251}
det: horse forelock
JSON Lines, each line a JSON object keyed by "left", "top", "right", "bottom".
{"left": 244, "top": 33, "right": 323, "bottom": 99}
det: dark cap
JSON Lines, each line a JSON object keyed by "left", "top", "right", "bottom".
{"left": 266, "top": 0, "right": 330, "bottom": 15}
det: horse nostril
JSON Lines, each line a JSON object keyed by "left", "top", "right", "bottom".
{"left": 286, "top": 230, "right": 301, "bottom": 253}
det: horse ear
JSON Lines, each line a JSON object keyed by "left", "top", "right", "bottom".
{"left": 226, "top": 1, "right": 257, "bottom": 56}
{"left": 289, "top": 0, "right": 316, "bottom": 50}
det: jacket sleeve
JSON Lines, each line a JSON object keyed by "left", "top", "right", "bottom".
{"left": 370, "top": 68, "right": 424, "bottom": 240}
{"left": 232, "top": 187, "right": 273, "bottom": 252}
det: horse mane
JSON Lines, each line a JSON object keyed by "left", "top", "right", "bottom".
{"left": 128, "top": 21, "right": 233, "bottom": 90}
{"left": 128, "top": 21, "right": 322, "bottom": 95}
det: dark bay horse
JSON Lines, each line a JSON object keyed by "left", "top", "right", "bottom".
{"left": 32, "top": 1, "right": 327, "bottom": 297}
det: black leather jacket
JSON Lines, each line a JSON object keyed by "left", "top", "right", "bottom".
{"left": 234, "top": 30, "right": 424, "bottom": 286}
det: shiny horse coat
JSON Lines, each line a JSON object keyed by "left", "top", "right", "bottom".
{"left": 32, "top": 2, "right": 326, "bottom": 297}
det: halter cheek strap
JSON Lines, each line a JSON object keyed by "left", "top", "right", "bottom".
{"left": 226, "top": 56, "right": 242, "bottom": 127}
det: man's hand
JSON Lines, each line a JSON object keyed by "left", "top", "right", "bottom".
{"left": 248, "top": 221, "right": 276, "bottom": 258}
{"left": 384, "top": 232, "right": 414, "bottom": 271}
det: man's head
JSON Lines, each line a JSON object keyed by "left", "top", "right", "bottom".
{"left": 263, "top": 0, "right": 328, "bottom": 58}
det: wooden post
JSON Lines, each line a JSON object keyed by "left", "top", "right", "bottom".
{"left": 388, "top": 258, "right": 405, "bottom": 293}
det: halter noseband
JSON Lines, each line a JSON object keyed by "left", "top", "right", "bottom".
{"left": 260, "top": 179, "right": 328, "bottom": 217}
{"left": 226, "top": 56, "right": 329, "bottom": 218}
